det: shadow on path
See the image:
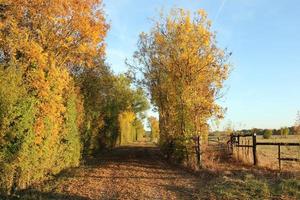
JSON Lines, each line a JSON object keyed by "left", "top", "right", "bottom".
{"left": 10, "top": 144, "right": 206, "bottom": 200}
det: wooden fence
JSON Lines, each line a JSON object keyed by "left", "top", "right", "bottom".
{"left": 229, "top": 133, "right": 300, "bottom": 170}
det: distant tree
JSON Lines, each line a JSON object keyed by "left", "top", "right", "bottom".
{"left": 280, "top": 128, "right": 284, "bottom": 137}
{"left": 224, "top": 121, "right": 234, "bottom": 135}
{"left": 273, "top": 128, "right": 280, "bottom": 135}
{"left": 133, "top": 119, "right": 146, "bottom": 142}
{"left": 295, "top": 111, "right": 300, "bottom": 135}
{"left": 288, "top": 127, "right": 295, "bottom": 135}
{"left": 148, "top": 116, "right": 159, "bottom": 142}
{"left": 263, "top": 129, "right": 273, "bottom": 139}
{"left": 280, "top": 127, "right": 289, "bottom": 138}
{"left": 251, "top": 128, "right": 265, "bottom": 136}
{"left": 118, "top": 111, "right": 136, "bottom": 145}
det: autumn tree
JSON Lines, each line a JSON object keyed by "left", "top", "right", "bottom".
{"left": 119, "top": 111, "right": 136, "bottom": 145}
{"left": 110, "top": 75, "right": 149, "bottom": 145}
{"left": 130, "top": 8, "right": 229, "bottom": 164}
{"left": 133, "top": 119, "right": 146, "bottom": 141}
{"left": 76, "top": 64, "right": 149, "bottom": 149}
{"left": 148, "top": 116, "right": 159, "bottom": 142}
{"left": 280, "top": 127, "right": 289, "bottom": 138}
{"left": 75, "top": 62, "right": 114, "bottom": 152}
{"left": 0, "top": 0, "right": 108, "bottom": 194}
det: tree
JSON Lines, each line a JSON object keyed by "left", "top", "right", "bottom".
{"left": 295, "top": 111, "right": 300, "bottom": 135}
{"left": 0, "top": 0, "right": 108, "bottom": 194}
{"left": 148, "top": 116, "right": 159, "bottom": 142}
{"left": 118, "top": 111, "right": 136, "bottom": 145}
{"left": 129, "top": 8, "right": 229, "bottom": 164}
{"left": 0, "top": 0, "right": 108, "bottom": 69}
{"left": 77, "top": 65, "right": 149, "bottom": 149}
{"left": 280, "top": 127, "right": 289, "bottom": 138}
{"left": 224, "top": 121, "right": 234, "bottom": 136}
{"left": 263, "top": 129, "right": 273, "bottom": 139}
{"left": 132, "top": 119, "right": 146, "bottom": 142}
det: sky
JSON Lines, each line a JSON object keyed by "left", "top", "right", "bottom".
{"left": 103, "top": 0, "right": 300, "bottom": 130}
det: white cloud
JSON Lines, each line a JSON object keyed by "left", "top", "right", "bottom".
{"left": 214, "top": 0, "right": 227, "bottom": 22}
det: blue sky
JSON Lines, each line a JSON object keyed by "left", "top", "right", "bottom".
{"left": 103, "top": 0, "right": 300, "bottom": 130}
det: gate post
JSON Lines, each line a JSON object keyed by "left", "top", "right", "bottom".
{"left": 197, "top": 135, "right": 201, "bottom": 168}
{"left": 196, "top": 136, "right": 201, "bottom": 169}
{"left": 252, "top": 133, "right": 257, "bottom": 166}
{"left": 278, "top": 144, "right": 281, "bottom": 170}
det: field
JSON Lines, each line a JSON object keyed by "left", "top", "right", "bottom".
{"left": 233, "top": 135, "right": 300, "bottom": 171}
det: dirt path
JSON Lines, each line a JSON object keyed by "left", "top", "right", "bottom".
{"left": 20, "top": 144, "right": 203, "bottom": 200}
{"left": 64, "top": 145, "right": 200, "bottom": 200}
{"left": 12, "top": 143, "right": 300, "bottom": 200}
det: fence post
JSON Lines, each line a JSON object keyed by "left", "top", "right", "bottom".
{"left": 230, "top": 134, "right": 234, "bottom": 153}
{"left": 252, "top": 133, "right": 257, "bottom": 166}
{"left": 237, "top": 135, "right": 240, "bottom": 160}
{"left": 278, "top": 144, "right": 281, "bottom": 170}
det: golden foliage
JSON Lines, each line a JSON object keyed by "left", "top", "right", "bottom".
{"left": 0, "top": 0, "right": 108, "bottom": 68}
{"left": 148, "top": 116, "right": 159, "bottom": 142}
{"left": 0, "top": 0, "right": 108, "bottom": 194}
{"left": 132, "top": 8, "right": 229, "bottom": 144}
{"left": 118, "top": 111, "right": 136, "bottom": 145}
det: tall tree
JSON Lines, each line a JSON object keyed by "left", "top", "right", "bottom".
{"left": 130, "top": 8, "right": 229, "bottom": 159}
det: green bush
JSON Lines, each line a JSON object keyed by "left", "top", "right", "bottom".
{"left": 280, "top": 127, "right": 289, "bottom": 137}
{"left": 0, "top": 66, "right": 37, "bottom": 194}
{"left": 263, "top": 130, "right": 273, "bottom": 139}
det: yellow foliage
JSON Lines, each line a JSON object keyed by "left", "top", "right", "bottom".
{"left": 118, "top": 111, "right": 136, "bottom": 145}
{"left": 0, "top": 0, "right": 108, "bottom": 68}
{"left": 133, "top": 8, "right": 230, "bottom": 142}
{"left": 0, "top": 0, "right": 108, "bottom": 194}
{"left": 148, "top": 116, "right": 159, "bottom": 142}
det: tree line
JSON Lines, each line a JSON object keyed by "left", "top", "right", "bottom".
{"left": 216, "top": 112, "right": 300, "bottom": 139}
{"left": 0, "top": 0, "right": 152, "bottom": 195}
{"left": 235, "top": 126, "right": 299, "bottom": 139}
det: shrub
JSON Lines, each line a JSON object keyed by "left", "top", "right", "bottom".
{"left": 0, "top": 66, "right": 82, "bottom": 195}
{"left": 263, "top": 130, "right": 273, "bottom": 139}
{"left": 213, "top": 175, "right": 271, "bottom": 199}
{"left": 280, "top": 127, "right": 289, "bottom": 137}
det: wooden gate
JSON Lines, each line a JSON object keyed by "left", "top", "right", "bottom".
{"left": 229, "top": 133, "right": 300, "bottom": 170}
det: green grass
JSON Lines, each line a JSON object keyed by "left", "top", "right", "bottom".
{"left": 198, "top": 172, "right": 299, "bottom": 200}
